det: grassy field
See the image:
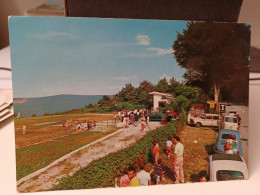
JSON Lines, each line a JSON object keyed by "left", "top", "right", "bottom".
{"left": 15, "top": 113, "right": 114, "bottom": 148}
{"left": 16, "top": 128, "right": 119, "bottom": 180}
{"left": 15, "top": 113, "right": 118, "bottom": 180}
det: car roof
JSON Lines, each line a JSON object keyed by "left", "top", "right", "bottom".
{"left": 203, "top": 113, "right": 219, "bottom": 116}
{"left": 219, "top": 129, "right": 240, "bottom": 135}
{"left": 210, "top": 154, "right": 248, "bottom": 179}
{"left": 212, "top": 154, "right": 242, "bottom": 162}
{"left": 225, "top": 115, "right": 237, "bottom": 118}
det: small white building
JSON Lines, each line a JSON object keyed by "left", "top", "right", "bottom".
{"left": 149, "top": 91, "right": 175, "bottom": 111}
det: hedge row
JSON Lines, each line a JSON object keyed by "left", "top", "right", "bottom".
{"left": 51, "top": 122, "right": 177, "bottom": 190}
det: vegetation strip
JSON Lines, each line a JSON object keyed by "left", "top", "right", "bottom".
{"left": 51, "top": 122, "right": 177, "bottom": 190}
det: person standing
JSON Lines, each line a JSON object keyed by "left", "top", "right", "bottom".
{"left": 118, "top": 111, "right": 121, "bottom": 122}
{"left": 237, "top": 114, "right": 242, "bottom": 129}
{"left": 153, "top": 159, "right": 165, "bottom": 184}
{"left": 114, "top": 114, "right": 117, "bottom": 123}
{"left": 165, "top": 136, "right": 173, "bottom": 158}
{"left": 172, "top": 136, "right": 184, "bottom": 184}
{"left": 22, "top": 125, "right": 26, "bottom": 134}
{"left": 152, "top": 138, "right": 160, "bottom": 165}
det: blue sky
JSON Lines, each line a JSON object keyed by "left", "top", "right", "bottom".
{"left": 9, "top": 17, "right": 188, "bottom": 98}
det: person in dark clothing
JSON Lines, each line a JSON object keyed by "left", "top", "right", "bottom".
{"left": 154, "top": 159, "right": 165, "bottom": 184}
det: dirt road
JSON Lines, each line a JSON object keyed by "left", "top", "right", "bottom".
{"left": 17, "top": 121, "right": 162, "bottom": 192}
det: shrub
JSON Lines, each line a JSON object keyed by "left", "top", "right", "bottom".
{"left": 51, "top": 122, "right": 177, "bottom": 190}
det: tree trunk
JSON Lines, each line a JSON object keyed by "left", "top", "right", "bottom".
{"left": 213, "top": 82, "right": 220, "bottom": 102}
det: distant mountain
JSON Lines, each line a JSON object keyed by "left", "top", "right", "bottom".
{"left": 13, "top": 94, "right": 111, "bottom": 118}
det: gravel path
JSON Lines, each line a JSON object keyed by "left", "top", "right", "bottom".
{"left": 17, "top": 121, "right": 162, "bottom": 192}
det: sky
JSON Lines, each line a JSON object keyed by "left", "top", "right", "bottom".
{"left": 9, "top": 17, "right": 188, "bottom": 98}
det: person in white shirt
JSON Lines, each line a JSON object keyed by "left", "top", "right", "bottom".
{"left": 136, "top": 163, "right": 151, "bottom": 186}
{"left": 172, "top": 136, "right": 184, "bottom": 184}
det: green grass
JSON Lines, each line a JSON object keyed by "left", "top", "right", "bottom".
{"left": 16, "top": 128, "right": 119, "bottom": 180}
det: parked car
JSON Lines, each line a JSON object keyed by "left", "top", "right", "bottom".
{"left": 188, "top": 113, "right": 220, "bottom": 128}
{"left": 227, "top": 110, "right": 238, "bottom": 116}
{"left": 223, "top": 115, "right": 239, "bottom": 130}
{"left": 208, "top": 154, "right": 248, "bottom": 181}
{"left": 149, "top": 112, "right": 173, "bottom": 122}
{"left": 214, "top": 129, "right": 243, "bottom": 155}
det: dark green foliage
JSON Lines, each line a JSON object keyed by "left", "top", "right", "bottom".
{"left": 51, "top": 122, "right": 177, "bottom": 190}
{"left": 154, "top": 78, "right": 170, "bottom": 93}
{"left": 173, "top": 21, "right": 250, "bottom": 103}
{"left": 31, "top": 113, "right": 37, "bottom": 117}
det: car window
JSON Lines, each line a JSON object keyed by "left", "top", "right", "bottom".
{"left": 201, "top": 114, "right": 206, "bottom": 119}
{"left": 206, "top": 115, "right": 213, "bottom": 119}
{"left": 221, "top": 134, "right": 236, "bottom": 140}
{"left": 225, "top": 117, "right": 237, "bottom": 123}
{"left": 213, "top": 116, "right": 219, "bottom": 120}
{"left": 216, "top": 170, "right": 244, "bottom": 181}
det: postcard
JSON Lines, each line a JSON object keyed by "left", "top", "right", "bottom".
{"left": 9, "top": 16, "right": 250, "bottom": 192}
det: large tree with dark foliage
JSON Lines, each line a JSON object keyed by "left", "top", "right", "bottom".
{"left": 173, "top": 22, "right": 250, "bottom": 103}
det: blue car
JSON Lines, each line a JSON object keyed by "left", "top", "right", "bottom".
{"left": 214, "top": 129, "right": 243, "bottom": 156}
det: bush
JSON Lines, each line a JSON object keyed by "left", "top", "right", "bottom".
{"left": 51, "top": 122, "right": 177, "bottom": 190}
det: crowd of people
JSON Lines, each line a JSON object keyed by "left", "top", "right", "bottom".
{"left": 117, "top": 136, "right": 185, "bottom": 187}
{"left": 114, "top": 109, "right": 151, "bottom": 129}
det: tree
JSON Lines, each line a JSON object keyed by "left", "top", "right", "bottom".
{"left": 166, "top": 85, "right": 200, "bottom": 127}
{"left": 117, "top": 83, "right": 137, "bottom": 103}
{"left": 31, "top": 113, "right": 37, "bottom": 117}
{"left": 173, "top": 22, "right": 250, "bottom": 103}
{"left": 136, "top": 80, "right": 154, "bottom": 108}
{"left": 154, "top": 78, "right": 170, "bottom": 93}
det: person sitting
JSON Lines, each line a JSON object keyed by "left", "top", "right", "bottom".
{"left": 120, "top": 168, "right": 130, "bottom": 187}
{"left": 136, "top": 162, "right": 151, "bottom": 186}
{"left": 128, "top": 167, "right": 140, "bottom": 186}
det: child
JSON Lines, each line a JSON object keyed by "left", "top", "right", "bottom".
{"left": 152, "top": 138, "right": 160, "bottom": 165}
{"left": 165, "top": 136, "right": 173, "bottom": 158}
{"left": 153, "top": 159, "right": 165, "bottom": 184}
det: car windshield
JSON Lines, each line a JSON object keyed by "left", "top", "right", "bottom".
{"left": 225, "top": 117, "right": 237, "bottom": 123}
{"left": 221, "top": 134, "right": 237, "bottom": 140}
{"left": 216, "top": 170, "right": 244, "bottom": 181}
{"left": 201, "top": 114, "right": 206, "bottom": 119}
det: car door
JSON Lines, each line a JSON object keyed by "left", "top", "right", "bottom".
{"left": 205, "top": 115, "right": 213, "bottom": 126}
{"left": 212, "top": 115, "right": 219, "bottom": 127}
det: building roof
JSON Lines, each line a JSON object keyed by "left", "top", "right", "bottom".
{"left": 148, "top": 91, "right": 174, "bottom": 98}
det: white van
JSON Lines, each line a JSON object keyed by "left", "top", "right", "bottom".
{"left": 223, "top": 115, "right": 238, "bottom": 130}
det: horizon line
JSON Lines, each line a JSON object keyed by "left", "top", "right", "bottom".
{"left": 13, "top": 94, "right": 115, "bottom": 99}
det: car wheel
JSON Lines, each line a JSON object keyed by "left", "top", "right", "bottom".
{"left": 196, "top": 122, "right": 202, "bottom": 128}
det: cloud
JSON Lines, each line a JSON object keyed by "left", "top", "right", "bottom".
{"left": 114, "top": 76, "right": 138, "bottom": 81}
{"left": 147, "top": 47, "right": 174, "bottom": 56}
{"left": 136, "top": 34, "right": 151, "bottom": 46}
{"left": 160, "top": 73, "right": 172, "bottom": 81}
{"left": 34, "top": 31, "right": 77, "bottom": 40}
